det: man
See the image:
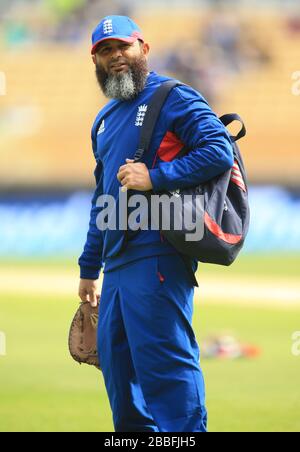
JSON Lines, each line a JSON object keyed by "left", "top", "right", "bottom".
{"left": 78, "top": 15, "right": 233, "bottom": 432}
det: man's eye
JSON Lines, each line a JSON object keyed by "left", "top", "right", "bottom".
{"left": 99, "top": 44, "right": 130, "bottom": 55}
{"left": 100, "top": 47, "right": 110, "bottom": 55}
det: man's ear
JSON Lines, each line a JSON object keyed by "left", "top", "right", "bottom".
{"left": 92, "top": 55, "right": 96, "bottom": 65}
{"left": 142, "top": 42, "right": 150, "bottom": 57}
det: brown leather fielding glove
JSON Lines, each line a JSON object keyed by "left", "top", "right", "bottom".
{"left": 68, "top": 302, "right": 100, "bottom": 370}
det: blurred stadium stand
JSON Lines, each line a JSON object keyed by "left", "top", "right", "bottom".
{"left": 0, "top": 0, "right": 300, "bottom": 256}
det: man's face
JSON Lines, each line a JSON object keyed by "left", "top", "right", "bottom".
{"left": 93, "top": 39, "right": 150, "bottom": 101}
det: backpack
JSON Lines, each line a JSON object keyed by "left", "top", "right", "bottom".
{"left": 134, "top": 80, "right": 250, "bottom": 267}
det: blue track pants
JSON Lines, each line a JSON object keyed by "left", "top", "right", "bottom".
{"left": 98, "top": 253, "right": 207, "bottom": 432}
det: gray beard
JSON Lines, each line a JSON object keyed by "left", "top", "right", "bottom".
{"left": 104, "top": 69, "right": 138, "bottom": 101}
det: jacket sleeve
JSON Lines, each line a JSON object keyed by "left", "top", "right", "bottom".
{"left": 78, "top": 125, "right": 104, "bottom": 280}
{"left": 149, "top": 85, "right": 234, "bottom": 192}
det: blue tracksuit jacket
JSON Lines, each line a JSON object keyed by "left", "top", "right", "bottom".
{"left": 79, "top": 71, "right": 233, "bottom": 279}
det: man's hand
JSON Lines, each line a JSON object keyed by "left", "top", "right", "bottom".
{"left": 117, "top": 159, "right": 153, "bottom": 192}
{"left": 78, "top": 279, "right": 100, "bottom": 308}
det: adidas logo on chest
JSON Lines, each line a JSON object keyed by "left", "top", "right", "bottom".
{"left": 97, "top": 120, "right": 105, "bottom": 135}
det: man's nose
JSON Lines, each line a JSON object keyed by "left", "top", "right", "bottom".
{"left": 111, "top": 47, "right": 123, "bottom": 59}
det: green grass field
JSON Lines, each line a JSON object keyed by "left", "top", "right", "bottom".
{"left": 0, "top": 254, "right": 300, "bottom": 432}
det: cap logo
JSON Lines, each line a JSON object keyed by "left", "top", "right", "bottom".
{"left": 103, "top": 19, "right": 113, "bottom": 35}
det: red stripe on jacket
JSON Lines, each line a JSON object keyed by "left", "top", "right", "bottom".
{"left": 154, "top": 131, "right": 185, "bottom": 165}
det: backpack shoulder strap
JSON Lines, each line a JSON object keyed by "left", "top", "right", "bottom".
{"left": 132, "top": 79, "right": 199, "bottom": 287}
{"left": 219, "top": 113, "right": 246, "bottom": 143}
{"left": 134, "top": 80, "right": 183, "bottom": 162}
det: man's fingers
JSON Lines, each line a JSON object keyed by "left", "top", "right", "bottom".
{"left": 120, "top": 176, "right": 129, "bottom": 186}
{"left": 117, "top": 160, "right": 145, "bottom": 190}
{"left": 88, "top": 290, "right": 98, "bottom": 307}
{"left": 79, "top": 290, "right": 88, "bottom": 303}
{"left": 117, "top": 167, "right": 129, "bottom": 182}
{"left": 117, "top": 160, "right": 135, "bottom": 181}
{"left": 78, "top": 280, "right": 99, "bottom": 306}
{"left": 118, "top": 163, "right": 131, "bottom": 173}
{"left": 120, "top": 177, "right": 132, "bottom": 190}
{"left": 117, "top": 166, "right": 125, "bottom": 180}
{"left": 78, "top": 288, "right": 97, "bottom": 305}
